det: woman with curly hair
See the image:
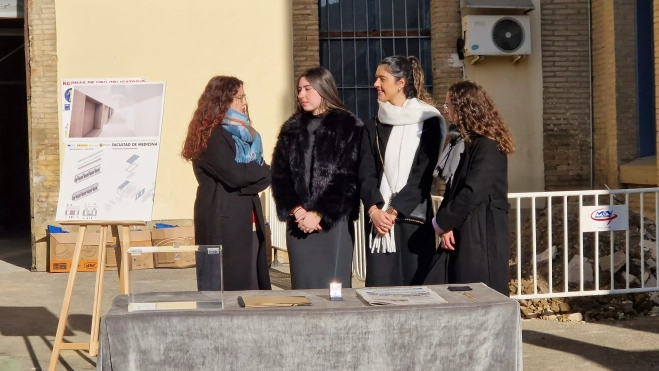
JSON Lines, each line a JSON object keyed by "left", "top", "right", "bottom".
{"left": 182, "top": 76, "right": 271, "bottom": 291}
{"left": 426, "top": 80, "right": 514, "bottom": 296}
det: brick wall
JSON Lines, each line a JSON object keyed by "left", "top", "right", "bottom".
{"left": 292, "top": 0, "right": 319, "bottom": 79}
{"left": 591, "top": 0, "right": 639, "bottom": 190}
{"left": 613, "top": 0, "right": 639, "bottom": 166}
{"left": 541, "top": 0, "right": 592, "bottom": 191}
{"left": 429, "top": 0, "right": 463, "bottom": 102}
{"left": 429, "top": 0, "right": 462, "bottom": 194}
{"left": 591, "top": 0, "right": 617, "bottom": 188}
{"left": 27, "top": 0, "right": 59, "bottom": 271}
{"left": 655, "top": 0, "right": 659, "bottom": 186}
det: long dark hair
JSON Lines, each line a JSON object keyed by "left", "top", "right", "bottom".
{"left": 379, "top": 55, "right": 434, "bottom": 104}
{"left": 181, "top": 76, "right": 243, "bottom": 160}
{"left": 448, "top": 80, "right": 515, "bottom": 155}
{"left": 296, "top": 67, "right": 348, "bottom": 113}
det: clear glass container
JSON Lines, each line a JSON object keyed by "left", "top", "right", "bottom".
{"left": 127, "top": 244, "right": 224, "bottom": 312}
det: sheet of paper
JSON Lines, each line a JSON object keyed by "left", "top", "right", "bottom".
{"left": 356, "top": 286, "right": 447, "bottom": 306}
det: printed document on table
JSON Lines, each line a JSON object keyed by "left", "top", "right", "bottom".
{"left": 356, "top": 286, "right": 447, "bottom": 306}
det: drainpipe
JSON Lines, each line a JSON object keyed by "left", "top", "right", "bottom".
{"left": 588, "top": 0, "right": 594, "bottom": 189}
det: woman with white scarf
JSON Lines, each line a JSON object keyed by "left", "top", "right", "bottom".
{"left": 358, "top": 55, "right": 446, "bottom": 287}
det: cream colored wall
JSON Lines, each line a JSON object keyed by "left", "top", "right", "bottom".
{"left": 55, "top": 0, "right": 294, "bottom": 220}
{"left": 462, "top": 1, "right": 545, "bottom": 193}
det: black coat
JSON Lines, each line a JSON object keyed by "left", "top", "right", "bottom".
{"left": 359, "top": 116, "right": 443, "bottom": 220}
{"left": 358, "top": 116, "right": 444, "bottom": 286}
{"left": 192, "top": 126, "right": 272, "bottom": 291}
{"left": 428, "top": 136, "right": 511, "bottom": 296}
{"left": 271, "top": 109, "right": 363, "bottom": 228}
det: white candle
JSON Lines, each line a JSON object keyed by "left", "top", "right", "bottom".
{"left": 329, "top": 281, "right": 342, "bottom": 300}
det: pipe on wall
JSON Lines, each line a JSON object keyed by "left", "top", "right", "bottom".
{"left": 588, "top": 0, "right": 594, "bottom": 189}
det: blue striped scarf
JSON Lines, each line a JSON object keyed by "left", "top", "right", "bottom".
{"left": 221, "top": 108, "right": 263, "bottom": 165}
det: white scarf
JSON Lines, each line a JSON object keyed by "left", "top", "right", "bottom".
{"left": 370, "top": 98, "right": 442, "bottom": 253}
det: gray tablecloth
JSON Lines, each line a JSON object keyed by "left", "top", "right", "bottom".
{"left": 97, "top": 284, "right": 522, "bottom": 371}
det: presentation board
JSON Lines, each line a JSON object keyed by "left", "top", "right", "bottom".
{"left": 55, "top": 81, "right": 166, "bottom": 222}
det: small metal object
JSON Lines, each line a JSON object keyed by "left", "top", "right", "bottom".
{"left": 462, "top": 292, "right": 475, "bottom": 300}
{"left": 208, "top": 247, "right": 220, "bottom": 255}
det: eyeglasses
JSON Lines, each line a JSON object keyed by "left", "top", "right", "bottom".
{"left": 234, "top": 94, "right": 248, "bottom": 102}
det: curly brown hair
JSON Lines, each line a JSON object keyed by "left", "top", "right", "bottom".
{"left": 181, "top": 76, "right": 243, "bottom": 160}
{"left": 407, "top": 56, "right": 434, "bottom": 105}
{"left": 448, "top": 80, "right": 515, "bottom": 155}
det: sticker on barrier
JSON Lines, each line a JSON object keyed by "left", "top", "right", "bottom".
{"left": 580, "top": 205, "right": 629, "bottom": 232}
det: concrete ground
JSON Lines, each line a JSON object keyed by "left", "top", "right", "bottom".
{"left": 1, "top": 235, "right": 659, "bottom": 370}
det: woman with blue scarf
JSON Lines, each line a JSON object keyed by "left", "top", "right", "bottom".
{"left": 182, "top": 76, "right": 271, "bottom": 291}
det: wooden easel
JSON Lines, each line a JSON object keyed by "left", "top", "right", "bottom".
{"left": 48, "top": 220, "right": 146, "bottom": 371}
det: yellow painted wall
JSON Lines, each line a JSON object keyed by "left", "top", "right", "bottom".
{"left": 55, "top": 0, "right": 294, "bottom": 220}
{"left": 463, "top": 0, "right": 545, "bottom": 194}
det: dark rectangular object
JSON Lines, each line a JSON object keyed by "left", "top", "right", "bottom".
{"left": 460, "top": 0, "right": 534, "bottom": 12}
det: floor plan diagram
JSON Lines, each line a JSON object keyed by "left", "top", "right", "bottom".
{"left": 64, "top": 205, "right": 80, "bottom": 217}
{"left": 72, "top": 182, "right": 99, "bottom": 201}
{"left": 74, "top": 164, "right": 101, "bottom": 183}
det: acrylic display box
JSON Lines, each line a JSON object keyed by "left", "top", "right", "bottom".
{"left": 126, "top": 244, "right": 224, "bottom": 312}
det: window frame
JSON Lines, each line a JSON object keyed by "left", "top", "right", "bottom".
{"left": 318, "top": 0, "right": 433, "bottom": 122}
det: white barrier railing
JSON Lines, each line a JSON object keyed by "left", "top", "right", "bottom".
{"left": 509, "top": 188, "right": 659, "bottom": 299}
{"left": 266, "top": 187, "right": 659, "bottom": 300}
{"left": 352, "top": 206, "right": 367, "bottom": 279}
{"left": 266, "top": 188, "right": 368, "bottom": 278}
{"left": 266, "top": 189, "right": 440, "bottom": 279}
{"left": 266, "top": 188, "right": 288, "bottom": 253}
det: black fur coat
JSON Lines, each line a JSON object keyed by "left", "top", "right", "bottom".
{"left": 271, "top": 109, "right": 363, "bottom": 228}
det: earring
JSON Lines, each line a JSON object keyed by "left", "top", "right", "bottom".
{"left": 398, "top": 87, "right": 401, "bottom": 92}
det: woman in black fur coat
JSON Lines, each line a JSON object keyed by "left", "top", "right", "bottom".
{"left": 271, "top": 67, "right": 363, "bottom": 290}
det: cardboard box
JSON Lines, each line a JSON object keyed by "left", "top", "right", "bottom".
{"left": 49, "top": 232, "right": 117, "bottom": 273}
{"left": 106, "top": 230, "right": 155, "bottom": 271}
{"left": 151, "top": 226, "right": 196, "bottom": 268}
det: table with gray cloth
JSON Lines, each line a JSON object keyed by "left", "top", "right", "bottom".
{"left": 97, "top": 283, "right": 522, "bottom": 371}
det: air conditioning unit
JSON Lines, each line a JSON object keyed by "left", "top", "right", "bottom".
{"left": 462, "top": 15, "right": 531, "bottom": 57}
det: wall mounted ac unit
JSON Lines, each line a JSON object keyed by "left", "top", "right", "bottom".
{"left": 462, "top": 15, "right": 531, "bottom": 57}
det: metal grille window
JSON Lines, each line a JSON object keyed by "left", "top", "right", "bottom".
{"left": 319, "top": 0, "right": 432, "bottom": 122}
